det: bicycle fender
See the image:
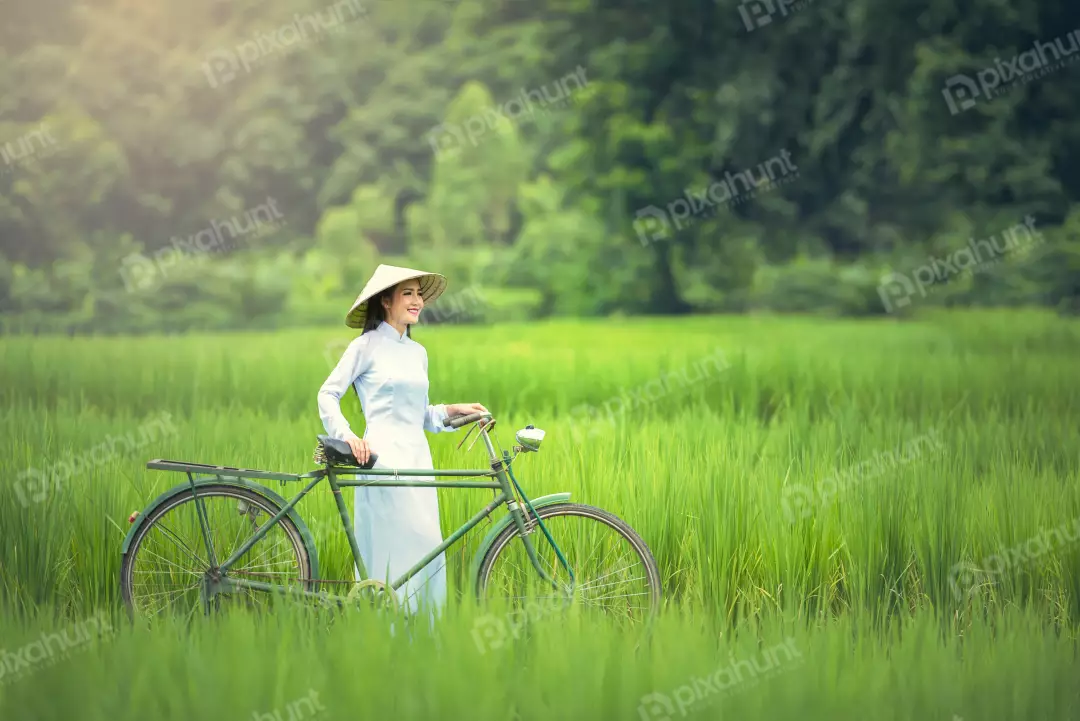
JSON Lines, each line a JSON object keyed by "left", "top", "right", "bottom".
{"left": 468, "top": 492, "right": 572, "bottom": 583}
{"left": 120, "top": 475, "right": 321, "bottom": 581}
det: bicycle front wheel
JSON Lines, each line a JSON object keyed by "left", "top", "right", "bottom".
{"left": 476, "top": 503, "right": 662, "bottom": 622}
{"left": 121, "top": 484, "right": 314, "bottom": 621}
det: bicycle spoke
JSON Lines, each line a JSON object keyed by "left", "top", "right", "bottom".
{"left": 575, "top": 559, "right": 639, "bottom": 591}
{"left": 141, "top": 582, "right": 201, "bottom": 617}
{"left": 232, "top": 570, "right": 303, "bottom": 577}
{"left": 207, "top": 501, "right": 254, "bottom": 565}
{"left": 578, "top": 574, "right": 648, "bottom": 594}
{"left": 125, "top": 488, "right": 308, "bottom": 620}
{"left": 581, "top": 590, "right": 653, "bottom": 603}
{"left": 480, "top": 505, "right": 659, "bottom": 626}
{"left": 240, "top": 544, "right": 298, "bottom": 571}
{"left": 137, "top": 546, "right": 203, "bottom": 577}
{"left": 151, "top": 522, "right": 210, "bottom": 568}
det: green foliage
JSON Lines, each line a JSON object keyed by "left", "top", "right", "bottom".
{"left": 1, "top": 0, "right": 1078, "bottom": 332}
{"left": 424, "top": 81, "right": 530, "bottom": 250}
{"left": 513, "top": 175, "right": 637, "bottom": 316}
{"left": 745, "top": 257, "right": 885, "bottom": 316}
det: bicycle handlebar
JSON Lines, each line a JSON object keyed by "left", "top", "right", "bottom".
{"left": 443, "top": 412, "right": 491, "bottom": 429}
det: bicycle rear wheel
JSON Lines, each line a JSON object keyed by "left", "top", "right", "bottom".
{"left": 120, "top": 484, "right": 313, "bottom": 620}
{"left": 476, "top": 503, "right": 662, "bottom": 622}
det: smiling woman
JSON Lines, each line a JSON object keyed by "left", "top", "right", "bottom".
{"left": 317, "top": 264, "right": 489, "bottom": 623}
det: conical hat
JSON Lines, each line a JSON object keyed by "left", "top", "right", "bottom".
{"left": 345, "top": 264, "right": 448, "bottom": 329}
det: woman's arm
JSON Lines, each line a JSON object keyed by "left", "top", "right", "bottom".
{"left": 317, "top": 335, "right": 371, "bottom": 442}
{"left": 425, "top": 399, "right": 489, "bottom": 433}
{"left": 423, "top": 398, "right": 452, "bottom": 434}
{"left": 421, "top": 348, "right": 454, "bottom": 434}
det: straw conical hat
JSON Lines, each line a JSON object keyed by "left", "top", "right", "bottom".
{"left": 345, "top": 264, "right": 447, "bottom": 329}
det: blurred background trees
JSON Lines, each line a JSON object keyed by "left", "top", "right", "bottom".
{"left": 1, "top": 0, "right": 1078, "bottom": 332}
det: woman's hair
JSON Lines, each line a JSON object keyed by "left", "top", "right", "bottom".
{"left": 360, "top": 286, "right": 412, "bottom": 338}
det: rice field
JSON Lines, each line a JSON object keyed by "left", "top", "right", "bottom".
{"left": 1, "top": 309, "right": 1079, "bottom": 719}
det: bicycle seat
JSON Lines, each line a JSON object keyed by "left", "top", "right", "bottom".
{"left": 315, "top": 435, "right": 379, "bottom": 470}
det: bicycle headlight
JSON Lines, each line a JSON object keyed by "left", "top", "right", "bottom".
{"left": 515, "top": 426, "right": 545, "bottom": 451}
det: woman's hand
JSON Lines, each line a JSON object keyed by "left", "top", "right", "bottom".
{"left": 344, "top": 435, "right": 373, "bottom": 466}
{"left": 447, "top": 403, "right": 490, "bottom": 421}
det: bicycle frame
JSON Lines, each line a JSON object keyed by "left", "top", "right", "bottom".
{"left": 145, "top": 422, "right": 561, "bottom": 609}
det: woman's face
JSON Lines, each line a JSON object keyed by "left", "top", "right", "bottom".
{"left": 381, "top": 279, "right": 424, "bottom": 327}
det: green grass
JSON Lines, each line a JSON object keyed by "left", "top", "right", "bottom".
{"left": 1, "top": 309, "right": 1079, "bottom": 718}
{"left": 2, "top": 603, "right": 1078, "bottom": 721}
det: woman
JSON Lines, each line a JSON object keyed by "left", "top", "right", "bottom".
{"left": 317, "top": 264, "right": 487, "bottom": 622}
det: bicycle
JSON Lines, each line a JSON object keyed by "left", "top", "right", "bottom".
{"left": 120, "top": 412, "right": 662, "bottom": 623}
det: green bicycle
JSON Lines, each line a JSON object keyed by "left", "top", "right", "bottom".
{"left": 120, "top": 412, "right": 662, "bottom": 622}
